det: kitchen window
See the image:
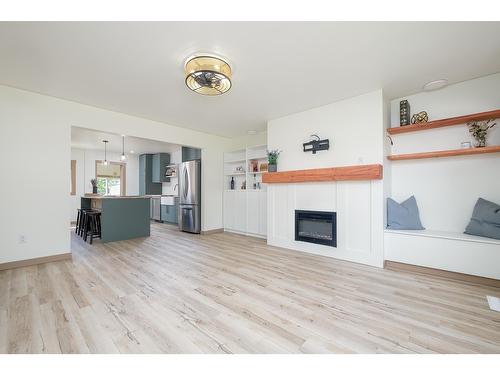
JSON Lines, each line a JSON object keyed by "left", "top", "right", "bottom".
{"left": 95, "top": 161, "right": 126, "bottom": 196}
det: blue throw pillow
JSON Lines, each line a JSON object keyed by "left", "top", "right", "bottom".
{"left": 387, "top": 196, "right": 425, "bottom": 230}
{"left": 464, "top": 198, "right": 500, "bottom": 240}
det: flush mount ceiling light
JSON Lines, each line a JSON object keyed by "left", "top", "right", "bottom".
{"left": 184, "top": 55, "right": 232, "bottom": 96}
{"left": 423, "top": 79, "right": 448, "bottom": 91}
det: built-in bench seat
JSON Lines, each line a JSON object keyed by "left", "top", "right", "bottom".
{"left": 384, "top": 229, "right": 500, "bottom": 280}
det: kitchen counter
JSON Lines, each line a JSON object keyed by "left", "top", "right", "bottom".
{"left": 81, "top": 196, "right": 150, "bottom": 242}
{"left": 83, "top": 194, "right": 152, "bottom": 199}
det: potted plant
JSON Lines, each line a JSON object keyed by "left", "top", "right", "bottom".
{"left": 467, "top": 119, "right": 496, "bottom": 147}
{"left": 90, "top": 178, "right": 98, "bottom": 194}
{"left": 267, "top": 149, "right": 281, "bottom": 172}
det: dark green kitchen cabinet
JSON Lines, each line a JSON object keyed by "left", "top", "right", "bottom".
{"left": 181, "top": 147, "right": 201, "bottom": 162}
{"left": 139, "top": 154, "right": 162, "bottom": 196}
{"left": 152, "top": 153, "right": 170, "bottom": 183}
{"left": 160, "top": 203, "right": 178, "bottom": 224}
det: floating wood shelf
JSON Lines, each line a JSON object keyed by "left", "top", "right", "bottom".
{"left": 262, "top": 164, "right": 383, "bottom": 183}
{"left": 387, "top": 145, "right": 500, "bottom": 161}
{"left": 387, "top": 109, "right": 500, "bottom": 135}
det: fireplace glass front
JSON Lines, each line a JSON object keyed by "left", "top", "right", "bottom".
{"left": 295, "top": 210, "right": 337, "bottom": 247}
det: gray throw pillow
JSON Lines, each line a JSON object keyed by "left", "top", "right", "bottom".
{"left": 387, "top": 196, "right": 425, "bottom": 230}
{"left": 464, "top": 198, "right": 500, "bottom": 240}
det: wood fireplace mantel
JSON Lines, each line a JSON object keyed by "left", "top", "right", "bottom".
{"left": 262, "top": 164, "right": 383, "bottom": 183}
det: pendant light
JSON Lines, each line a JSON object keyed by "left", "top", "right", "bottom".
{"left": 120, "top": 135, "right": 127, "bottom": 161}
{"left": 102, "top": 140, "right": 109, "bottom": 166}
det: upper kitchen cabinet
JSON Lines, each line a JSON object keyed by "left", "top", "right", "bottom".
{"left": 152, "top": 153, "right": 170, "bottom": 183}
{"left": 182, "top": 147, "right": 201, "bottom": 162}
{"left": 139, "top": 154, "right": 162, "bottom": 195}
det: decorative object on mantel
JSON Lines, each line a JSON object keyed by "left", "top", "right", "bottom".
{"left": 467, "top": 119, "right": 496, "bottom": 147}
{"left": 303, "top": 134, "right": 330, "bottom": 154}
{"left": 461, "top": 141, "right": 472, "bottom": 149}
{"left": 267, "top": 149, "right": 281, "bottom": 172}
{"left": 90, "top": 178, "right": 98, "bottom": 194}
{"left": 411, "top": 111, "right": 429, "bottom": 125}
{"left": 399, "top": 100, "right": 411, "bottom": 126}
{"left": 259, "top": 163, "right": 268, "bottom": 172}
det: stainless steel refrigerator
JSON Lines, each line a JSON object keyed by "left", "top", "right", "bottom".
{"left": 178, "top": 159, "right": 201, "bottom": 233}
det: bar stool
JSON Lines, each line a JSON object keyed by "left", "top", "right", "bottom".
{"left": 76, "top": 208, "right": 93, "bottom": 237}
{"left": 84, "top": 211, "right": 101, "bottom": 244}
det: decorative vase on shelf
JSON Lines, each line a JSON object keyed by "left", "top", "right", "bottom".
{"left": 92, "top": 186, "right": 98, "bottom": 194}
{"left": 268, "top": 164, "right": 277, "bottom": 173}
{"left": 476, "top": 138, "right": 486, "bottom": 148}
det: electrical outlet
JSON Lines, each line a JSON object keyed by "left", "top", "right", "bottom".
{"left": 19, "top": 235, "right": 26, "bottom": 244}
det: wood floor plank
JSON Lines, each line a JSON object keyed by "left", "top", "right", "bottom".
{"left": 0, "top": 222, "right": 499, "bottom": 353}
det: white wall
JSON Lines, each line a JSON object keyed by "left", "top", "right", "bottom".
{"left": 266, "top": 90, "right": 385, "bottom": 267}
{"left": 0, "top": 85, "right": 234, "bottom": 264}
{"left": 69, "top": 148, "right": 140, "bottom": 221}
{"left": 268, "top": 91, "right": 384, "bottom": 170}
{"left": 389, "top": 73, "right": 500, "bottom": 233}
{"left": 228, "top": 131, "right": 267, "bottom": 151}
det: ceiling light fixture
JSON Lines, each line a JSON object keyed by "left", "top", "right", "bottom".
{"left": 184, "top": 54, "right": 232, "bottom": 96}
{"left": 423, "top": 79, "right": 448, "bottom": 91}
{"left": 102, "top": 140, "right": 109, "bottom": 166}
{"left": 120, "top": 136, "right": 127, "bottom": 161}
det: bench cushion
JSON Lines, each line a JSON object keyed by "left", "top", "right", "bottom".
{"left": 387, "top": 195, "right": 425, "bottom": 230}
{"left": 464, "top": 198, "right": 500, "bottom": 240}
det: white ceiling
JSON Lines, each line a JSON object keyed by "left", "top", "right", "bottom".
{"left": 71, "top": 126, "right": 181, "bottom": 155}
{"left": 1, "top": 22, "right": 500, "bottom": 137}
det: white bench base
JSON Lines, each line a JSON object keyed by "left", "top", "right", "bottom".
{"left": 384, "top": 229, "right": 500, "bottom": 280}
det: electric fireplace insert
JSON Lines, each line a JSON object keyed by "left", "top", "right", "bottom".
{"left": 295, "top": 210, "right": 337, "bottom": 247}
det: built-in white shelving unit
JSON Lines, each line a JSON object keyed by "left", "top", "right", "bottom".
{"left": 223, "top": 145, "right": 268, "bottom": 238}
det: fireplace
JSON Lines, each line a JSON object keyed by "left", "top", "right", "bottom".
{"left": 295, "top": 210, "right": 337, "bottom": 247}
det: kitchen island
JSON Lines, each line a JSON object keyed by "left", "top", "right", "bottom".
{"left": 81, "top": 195, "right": 150, "bottom": 242}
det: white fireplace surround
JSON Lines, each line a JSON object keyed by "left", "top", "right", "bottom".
{"left": 266, "top": 89, "right": 385, "bottom": 267}
{"left": 267, "top": 180, "right": 384, "bottom": 267}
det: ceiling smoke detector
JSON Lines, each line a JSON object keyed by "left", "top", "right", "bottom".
{"left": 184, "top": 54, "right": 232, "bottom": 96}
{"left": 423, "top": 79, "right": 448, "bottom": 91}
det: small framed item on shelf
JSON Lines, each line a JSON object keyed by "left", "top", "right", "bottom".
{"left": 250, "top": 160, "right": 258, "bottom": 172}
{"left": 259, "top": 163, "right": 268, "bottom": 172}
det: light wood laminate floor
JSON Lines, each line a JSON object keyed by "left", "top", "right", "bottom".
{"left": 1, "top": 223, "right": 500, "bottom": 353}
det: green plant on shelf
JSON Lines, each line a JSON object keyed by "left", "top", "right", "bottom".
{"left": 266, "top": 149, "right": 281, "bottom": 165}
{"left": 467, "top": 119, "right": 496, "bottom": 147}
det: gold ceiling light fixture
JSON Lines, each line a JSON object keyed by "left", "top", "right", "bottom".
{"left": 184, "top": 54, "right": 232, "bottom": 96}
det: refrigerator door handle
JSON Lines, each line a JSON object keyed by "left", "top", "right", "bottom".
{"left": 183, "top": 166, "right": 189, "bottom": 202}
